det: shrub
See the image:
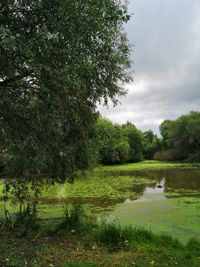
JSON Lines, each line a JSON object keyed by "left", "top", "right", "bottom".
{"left": 154, "top": 148, "right": 183, "bottom": 161}
{"left": 55, "top": 204, "right": 86, "bottom": 233}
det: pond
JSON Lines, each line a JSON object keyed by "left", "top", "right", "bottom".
{"left": 1, "top": 165, "right": 200, "bottom": 242}
{"left": 107, "top": 168, "right": 200, "bottom": 242}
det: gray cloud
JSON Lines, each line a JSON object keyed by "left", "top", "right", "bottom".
{"left": 98, "top": 0, "right": 200, "bottom": 134}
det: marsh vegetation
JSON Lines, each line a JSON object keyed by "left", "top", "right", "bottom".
{"left": 1, "top": 161, "right": 200, "bottom": 266}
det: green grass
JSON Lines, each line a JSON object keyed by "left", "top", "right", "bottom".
{"left": 97, "top": 160, "right": 198, "bottom": 172}
{"left": 0, "top": 218, "right": 200, "bottom": 267}
{"left": 93, "top": 222, "right": 182, "bottom": 251}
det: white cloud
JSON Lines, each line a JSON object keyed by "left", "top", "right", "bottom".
{"left": 98, "top": 0, "right": 200, "bottom": 134}
{"left": 125, "top": 80, "right": 148, "bottom": 96}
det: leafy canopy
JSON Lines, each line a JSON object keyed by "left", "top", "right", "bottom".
{"left": 94, "top": 118, "right": 144, "bottom": 164}
{"left": 155, "top": 111, "right": 200, "bottom": 162}
{"left": 0, "top": 0, "right": 131, "bottom": 181}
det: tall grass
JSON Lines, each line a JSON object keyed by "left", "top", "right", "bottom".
{"left": 0, "top": 203, "right": 38, "bottom": 233}
{"left": 55, "top": 203, "right": 95, "bottom": 234}
{"left": 54, "top": 206, "right": 193, "bottom": 252}
{"left": 1, "top": 202, "right": 199, "bottom": 255}
{"left": 93, "top": 221, "right": 182, "bottom": 251}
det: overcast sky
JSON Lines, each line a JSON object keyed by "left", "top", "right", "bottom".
{"left": 98, "top": 0, "right": 200, "bottom": 134}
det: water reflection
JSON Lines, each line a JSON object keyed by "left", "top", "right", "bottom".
{"left": 125, "top": 178, "right": 166, "bottom": 204}
{"left": 107, "top": 170, "right": 200, "bottom": 241}
{"left": 109, "top": 169, "right": 200, "bottom": 192}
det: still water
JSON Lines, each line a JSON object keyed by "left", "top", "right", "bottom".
{"left": 1, "top": 168, "right": 200, "bottom": 241}
{"left": 106, "top": 168, "right": 200, "bottom": 241}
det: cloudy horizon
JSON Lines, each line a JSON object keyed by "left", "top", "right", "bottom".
{"left": 98, "top": 0, "right": 200, "bottom": 134}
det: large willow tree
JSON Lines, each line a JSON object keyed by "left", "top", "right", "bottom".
{"left": 0, "top": 0, "right": 131, "bottom": 182}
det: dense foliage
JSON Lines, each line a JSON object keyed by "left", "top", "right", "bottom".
{"left": 122, "top": 121, "right": 144, "bottom": 162}
{"left": 94, "top": 111, "right": 200, "bottom": 165}
{"left": 0, "top": 0, "right": 131, "bottom": 181}
{"left": 155, "top": 111, "right": 200, "bottom": 162}
{"left": 142, "top": 130, "right": 161, "bottom": 160}
{"left": 94, "top": 118, "right": 144, "bottom": 164}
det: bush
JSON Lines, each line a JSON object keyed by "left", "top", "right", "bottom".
{"left": 55, "top": 204, "right": 86, "bottom": 233}
{"left": 154, "top": 148, "right": 183, "bottom": 161}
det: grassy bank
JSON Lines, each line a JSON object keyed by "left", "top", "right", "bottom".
{"left": 97, "top": 160, "right": 200, "bottom": 172}
{"left": 0, "top": 212, "right": 200, "bottom": 267}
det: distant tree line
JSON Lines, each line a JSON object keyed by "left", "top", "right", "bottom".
{"left": 94, "top": 111, "right": 200, "bottom": 165}
{"left": 0, "top": 111, "right": 199, "bottom": 174}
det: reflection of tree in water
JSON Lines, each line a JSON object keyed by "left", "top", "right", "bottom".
{"left": 125, "top": 178, "right": 166, "bottom": 203}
